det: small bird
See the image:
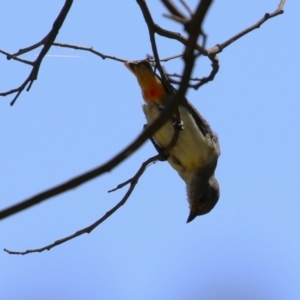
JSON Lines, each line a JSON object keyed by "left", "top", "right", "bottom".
{"left": 125, "top": 60, "right": 220, "bottom": 222}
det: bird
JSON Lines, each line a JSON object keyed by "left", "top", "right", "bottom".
{"left": 124, "top": 60, "right": 220, "bottom": 223}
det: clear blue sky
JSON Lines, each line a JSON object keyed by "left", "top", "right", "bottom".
{"left": 1, "top": 1, "right": 299, "bottom": 299}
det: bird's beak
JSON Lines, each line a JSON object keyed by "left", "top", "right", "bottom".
{"left": 186, "top": 203, "right": 199, "bottom": 223}
{"left": 186, "top": 209, "right": 197, "bottom": 223}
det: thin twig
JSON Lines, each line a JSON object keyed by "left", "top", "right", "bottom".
{"left": 0, "top": 0, "right": 73, "bottom": 105}
{"left": 4, "top": 155, "right": 160, "bottom": 255}
{"left": 160, "top": 0, "right": 285, "bottom": 58}
{"left": 161, "top": 0, "right": 188, "bottom": 20}
{"left": 154, "top": 23, "right": 208, "bottom": 56}
{"left": 163, "top": 13, "right": 188, "bottom": 24}
{"left": 180, "top": 0, "right": 193, "bottom": 16}
{"left": 207, "top": 0, "right": 285, "bottom": 56}
{"left": 168, "top": 55, "right": 219, "bottom": 89}
{"left": 0, "top": 49, "right": 34, "bottom": 65}
{"left": 0, "top": 0, "right": 286, "bottom": 106}
{"left": 136, "top": 0, "right": 171, "bottom": 92}
{"left": 8, "top": 41, "right": 44, "bottom": 58}
{"left": 5, "top": 98, "right": 182, "bottom": 254}
{"left": 0, "top": 87, "right": 184, "bottom": 221}
{"left": 53, "top": 42, "right": 125, "bottom": 62}
{"left": 136, "top": 1, "right": 184, "bottom": 149}
{"left": 160, "top": 0, "right": 285, "bottom": 90}
{"left": 109, "top": 119, "right": 181, "bottom": 194}
{"left": 4, "top": 70, "right": 183, "bottom": 254}
{"left": 53, "top": 42, "right": 182, "bottom": 62}
{"left": 160, "top": 53, "right": 183, "bottom": 62}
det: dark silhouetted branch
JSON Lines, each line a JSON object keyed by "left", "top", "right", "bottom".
{"left": 52, "top": 42, "right": 182, "bottom": 62}
{"left": 4, "top": 155, "right": 160, "bottom": 255}
{"left": 161, "top": 0, "right": 188, "bottom": 20}
{"left": 207, "top": 0, "right": 285, "bottom": 56}
{"left": 0, "top": 0, "right": 73, "bottom": 105}
{"left": 168, "top": 55, "right": 219, "bottom": 89}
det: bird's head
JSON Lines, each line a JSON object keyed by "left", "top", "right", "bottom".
{"left": 186, "top": 175, "right": 219, "bottom": 223}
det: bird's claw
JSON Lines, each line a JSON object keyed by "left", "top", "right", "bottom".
{"left": 173, "top": 120, "right": 184, "bottom": 131}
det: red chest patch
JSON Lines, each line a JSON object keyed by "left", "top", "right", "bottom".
{"left": 141, "top": 82, "right": 166, "bottom": 104}
{"left": 143, "top": 88, "right": 156, "bottom": 100}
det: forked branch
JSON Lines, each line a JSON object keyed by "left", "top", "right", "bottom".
{"left": 4, "top": 155, "right": 160, "bottom": 255}
{"left": 0, "top": 0, "right": 73, "bottom": 105}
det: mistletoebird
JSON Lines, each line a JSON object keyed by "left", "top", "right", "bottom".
{"left": 125, "top": 60, "right": 220, "bottom": 223}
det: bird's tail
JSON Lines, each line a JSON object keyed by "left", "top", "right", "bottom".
{"left": 124, "top": 61, "right": 167, "bottom": 104}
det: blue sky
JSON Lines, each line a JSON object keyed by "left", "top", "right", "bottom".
{"left": 1, "top": 1, "right": 299, "bottom": 299}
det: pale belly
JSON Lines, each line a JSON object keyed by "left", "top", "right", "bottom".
{"left": 142, "top": 103, "right": 219, "bottom": 175}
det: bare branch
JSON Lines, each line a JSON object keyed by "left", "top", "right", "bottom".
{"left": 0, "top": 121, "right": 165, "bottom": 220}
{"left": 0, "top": 49, "right": 33, "bottom": 66}
{"left": 53, "top": 42, "right": 182, "bottom": 62}
{"left": 53, "top": 42, "right": 126, "bottom": 62}
{"left": 159, "top": 0, "right": 285, "bottom": 59}
{"left": 161, "top": 0, "right": 188, "bottom": 20}
{"left": 0, "top": 0, "right": 73, "bottom": 105}
{"left": 8, "top": 41, "right": 44, "bottom": 58}
{"left": 180, "top": 0, "right": 193, "bottom": 16}
{"left": 4, "top": 97, "right": 183, "bottom": 254}
{"left": 159, "top": 53, "right": 183, "bottom": 62}
{"left": 4, "top": 93, "right": 183, "bottom": 254}
{"left": 159, "top": 0, "right": 285, "bottom": 92}
{"left": 0, "top": 74, "right": 184, "bottom": 221}
{"left": 4, "top": 155, "right": 161, "bottom": 255}
{"left": 136, "top": 0, "right": 209, "bottom": 101}
{"left": 0, "top": 0, "right": 285, "bottom": 107}
{"left": 207, "top": 0, "right": 285, "bottom": 56}
{"left": 163, "top": 13, "right": 188, "bottom": 25}
{"left": 154, "top": 22, "right": 208, "bottom": 56}
{"left": 162, "top": 1, "right": 196, "bottom": 25}
{"left": 136, "top": 0, "right": 171, "bottom": 91}
{"left": 168, "top": 55, "right": 219, "bottom": 89}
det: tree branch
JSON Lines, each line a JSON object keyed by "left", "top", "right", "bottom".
{"left": 0, "top": 0, "right": 73, "bottom": 106}
{"left": 52, "top": 42, "right": 182, "bottom": 62}
{"left": 4, "top": 155, "right": 160, "bottom": 255}
{"left": 168, "top": 55, "right": 219, "bottom": 89}
{"left": 0, "top": 110, "right": 178, "bottom": 220}
{"left": 207, "top": 0, "right": 285, "bottom": 55}
{"left": 0, "top": 49, "right": 33, "bottom": 65}
{"left": 161, "top": 0, "right": 188, "bottom": 20}
{"left": 136, "top": 0, "right": 170, "bottom": 91}
{"left": 179, "top": 0, "right": 193, "bottom": 16}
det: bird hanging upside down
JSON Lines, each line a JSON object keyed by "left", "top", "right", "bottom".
{"left": 125, "top": 60, "right": 220, "bottom": 223}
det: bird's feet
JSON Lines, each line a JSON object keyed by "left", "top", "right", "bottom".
{"left": 172, "top": 119, "right": 184, "bottom": 131}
